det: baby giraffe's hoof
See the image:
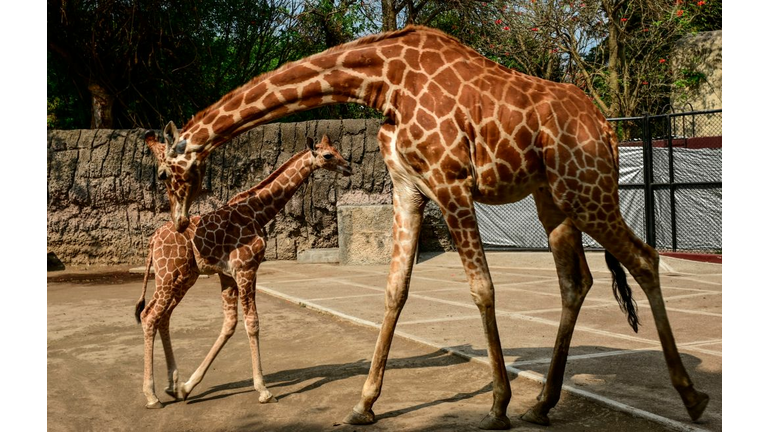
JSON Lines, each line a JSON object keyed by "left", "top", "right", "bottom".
{"left": 165, "top": 387, "right": 179, "bottom": 400}
{"left": 479, "top": 413, "right": 512, "bottom": 430}
{"left": 176, "top": 384, "right": 191, "bottom": 401}
{"left": 259, "top": 391, "right": 277, "bottom": 403}
{"left": 686, "top": 391, "right": 709, "bottom": 422}
{"left": 520, "top": 407, "right": 550, "bottom": 426}
{"left": 343, "top": 408, "right": 375, "bottom": 425}
{"left": 145, "top": 401, "right": 164, "bottom": 409}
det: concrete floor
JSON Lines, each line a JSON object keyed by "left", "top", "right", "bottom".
{"left": 252, "top": 250, "right": 722, "bottom": 432}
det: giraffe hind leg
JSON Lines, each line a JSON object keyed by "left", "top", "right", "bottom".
{"left": 521, "top": 189, "right": 593, "bottom": 425}
{"left": 546, "top": 165, "right": 709, "bottom": 421}
{"left": 158, "top": 314, "right": 180, "bottom": 399}
{"left": 140, "top": 298, "right": 166, "bottom": 409}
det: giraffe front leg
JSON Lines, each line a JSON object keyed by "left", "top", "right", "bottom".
{"left": 237, "top": 267, "right": 276, "bottom": 404}
{"left": 177, "top": 281, "right": 239, "bottom": 401}
{"left": 343, "top": 182, "right": 426, "bottom": 426}
{"left": 438, "top": 186, "right": 511, "bottom": 430}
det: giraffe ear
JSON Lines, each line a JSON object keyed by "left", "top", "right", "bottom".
{"left": 163, "top": 121, "right": 179, "bottom": 143}
{"left": 306, "top": 137, "right": 315, "bottom": 151}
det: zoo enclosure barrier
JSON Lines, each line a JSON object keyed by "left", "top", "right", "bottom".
{"left": 475, "top": 109, "right": 722, "bottom": 253}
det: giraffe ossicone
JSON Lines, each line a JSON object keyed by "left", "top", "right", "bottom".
{"left": 135, "top": 135, "right": 351, "bottom": 409}
{"left": 150, "top": 25, "right": 708, "bottom": 428}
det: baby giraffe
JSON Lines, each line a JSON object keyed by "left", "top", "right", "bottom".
{"left": 135, "top": 134, "right": 351, "bottom": 409}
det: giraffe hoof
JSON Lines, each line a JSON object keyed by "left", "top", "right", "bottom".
{"left": 259, "top": 391, "right": 277, "bottom": 403}
{"left": 145, "top": 401, "right": 164, "bottom": 409}
{"left": 686, "top": 391, "right": 709, "bottom": 422}
{"left": 177, "top": 385, "right": 191, "bottom": 401}
{"left": 165, "top": 387, "right": 179, "bottom": 400}
{"left": 520, "top": 408, "right": 550, "bottom": 426}
{"left": 343, "top": 408, "right": 375, "bottom": 425}
{"left": 479, "top": 413, "right": 512, "bottom": 430}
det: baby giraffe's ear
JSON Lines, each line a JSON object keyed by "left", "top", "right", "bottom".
{"left": 306, "top": 137, "right": 315, "bottom": 151}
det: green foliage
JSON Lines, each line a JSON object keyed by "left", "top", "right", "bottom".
{"left": 48, "top": 0, "right": 722, "bottom": 129}
{"left": 47, "top": 53, "right": 90, "bottom": 129}
{"left": 674, "top": 68, "right": 707, "bottom": 89}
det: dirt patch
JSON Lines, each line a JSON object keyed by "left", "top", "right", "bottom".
{"left": 48, "top": 271, "right": 677, "bottom": 432}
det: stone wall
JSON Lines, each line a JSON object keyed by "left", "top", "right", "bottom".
{"left": 47, "top": 119, "right": 453, "bottom": 266}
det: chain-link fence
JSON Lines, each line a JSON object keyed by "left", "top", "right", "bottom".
{"left": 476, "top": 110, "right": 722, "bottom": 253}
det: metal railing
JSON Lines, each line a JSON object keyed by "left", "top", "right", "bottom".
{"left": 475, "top": 109, "right": 722, "bottom": 253}
{"left": 609, "top": 110, "right": 722, "bottom": 252}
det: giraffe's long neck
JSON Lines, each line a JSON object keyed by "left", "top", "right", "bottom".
{"left": 227, "top": 150, "right": 315, "bottom": 227}
{"left": 179, "top": 29, "right": 417, "bottom": 154}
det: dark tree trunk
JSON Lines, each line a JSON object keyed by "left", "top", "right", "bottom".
{"left": 88, "top": 82, "right": 114, "bottom": 129}
{"left": 381, "top": 0, "right": 398, "bottom": 31}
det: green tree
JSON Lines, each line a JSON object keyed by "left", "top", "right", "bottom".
{"left": 48, "top": 0, "right": 721, "bottom": 129}
{"left": 48, "top": 0, "right": 309, "bottom": 129}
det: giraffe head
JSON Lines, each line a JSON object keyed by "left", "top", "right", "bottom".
{"left": 144, "top": 121, "right": 206, "bottom": 232}
{"left": 308, "top": 135, "right": 352, "bottom": 177}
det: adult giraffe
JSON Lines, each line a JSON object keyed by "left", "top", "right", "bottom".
{"left": 150, "top": 25, "right": 708, "bottom": 429}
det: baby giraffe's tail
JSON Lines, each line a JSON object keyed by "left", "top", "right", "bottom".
{"left": 134, "top": 236, "right": 155, "bottom": 324}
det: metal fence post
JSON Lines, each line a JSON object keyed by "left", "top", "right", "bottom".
{"left": 666, "top": 114, "right": 677, "bottom": 252}
{"left": 641, "top": 113, "right": 656, "bottom": 248}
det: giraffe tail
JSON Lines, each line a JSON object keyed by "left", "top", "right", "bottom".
{"left": 605, "top": 251, "right": 640, "bottom": 333}
{"left": 134, "top": 237, "right": 154, "bottom": 325}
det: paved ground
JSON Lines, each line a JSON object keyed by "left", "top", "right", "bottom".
{"left": 47, "top": 251, "right": 721, "bottom": 431}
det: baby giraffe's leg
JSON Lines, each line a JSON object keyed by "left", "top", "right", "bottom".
{"left": 158, "top": 314, "right": 179, "bottom": 399}
{"left": 237, "top": 266, "right": 275, "bottom": 403}
{"left": 140, "top": 297, "right": 169, "bottom": 409}
{"left": 177, "top": 275, "right": 239, "bottom": 400}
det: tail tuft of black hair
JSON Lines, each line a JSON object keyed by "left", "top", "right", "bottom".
{"left": 605, "top": 251, "right": 640, "bottom": 332}
{"left": 135, "top": 298, "right": 146, "bottom": 325}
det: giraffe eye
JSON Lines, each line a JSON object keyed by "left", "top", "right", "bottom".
{"left": 323, "top": 153, "right": 333, "bottom": 160}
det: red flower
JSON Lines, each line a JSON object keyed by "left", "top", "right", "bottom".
{"left": 643, "top": 28, "right": 649, "bottom": 32}
{"left": 659, "top": 59, "right": 666, "bottom": 64}
{"left": 697, "top": 0, "right": 706, "bottom": 5}
{"left": 531, "top": 27, "right": 539, "bottom": 31}
{"left": 642, "top": 81, "right": 649, "bottom": 85}
{"left": 676, "top": 10, "right": 684, "bottom": 17}
{"left": 504, "top": 26, "right": 510, "bottom": 31}
{"left": 620, "top": 17, "right": 627, "bottom": 22}
{"left": 495, "top": 19, "right": 502, "bottom": 25}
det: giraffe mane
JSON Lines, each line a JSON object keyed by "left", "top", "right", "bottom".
{"left": 226, "top": 149, "right": 311, "bottom": 205}
{"left": 180, "top": 25, "right": 451, "bottom": 133}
